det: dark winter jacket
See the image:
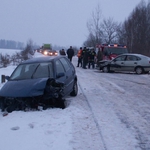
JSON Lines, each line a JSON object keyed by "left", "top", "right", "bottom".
{"left": 88, "top": 50, "right": 96, "bottom": 61}
{"left": 82, "top": 48, "right": 89, "bottom": 63}
{"left": 60, "top": 50, "right": 66, "bottom": 55}
{"left": 67, "top": 48, "right": 74, "bottom": 58}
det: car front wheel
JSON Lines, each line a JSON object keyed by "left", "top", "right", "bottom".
{"left": 135, "top": 66, "right": 144, "bottom": 74}
{"left": 103, "top": 66, "right": 109, "bottom": 73}
{"left": 70, "top": 80, "right": 78, "bottom": 96}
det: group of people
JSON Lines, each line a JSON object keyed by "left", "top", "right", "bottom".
{"left": 59, "top": 46, "right": 74, "bottom": 62}
{"left": 59, "top": 46, "right": 103, "bottom": 69}
{"left": 77, "top": 47, "right": 103, "bottom": 69}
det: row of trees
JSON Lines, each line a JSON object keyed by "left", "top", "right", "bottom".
{"left": 0, "top": 39, "right": 24, "bottom": 49}
{"left": 84, "top": 0, "right": 150, "bottom": 56}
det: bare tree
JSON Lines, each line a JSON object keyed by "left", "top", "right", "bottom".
{"left": 86, "top": 4, "right": 103, "bottom": 47}
{"left": 100, "top": 17, "right": 119, "bottom": 44}
{"left": 85, "top": 5, "right": 119, "bottom": 47}
{"left": 116, "top": 23, "right": 127, "bottom": 45}
{"left": 21, "top": 39, "right": 34, "bottom": 60}
{"left": 0, "top": 53, "right": 10, "bottom": 67}
{"left": 83, "top": 33, "right": 96, "bottom": 47}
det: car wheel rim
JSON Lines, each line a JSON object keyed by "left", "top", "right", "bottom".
{"left": 136, "top": 68, "right": 142, "bottom": 74}
{"left": 103, "top": 67, "right": 108, "bottom": 73}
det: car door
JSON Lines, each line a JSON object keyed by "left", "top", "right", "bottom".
{"left": 124, "top": 55, "right": 138, "bottom": 71}
{"left": 59, "top": 57, "right": 75, "bottom": 95}
{"left": 55, "top": 58, "right": 74, "bottom": 96}
{"left": 110, "top": 55, "right": 126, "bottom": 71}
{"left": 54, "top": 59, "right": 67, "bottom": 95}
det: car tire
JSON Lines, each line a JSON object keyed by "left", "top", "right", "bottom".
{"left": 55, "top": 98, "right": 65, "bottom": 109}
{"left": 103, "top": 66, "right": 109, "bottom": 73}
{"left": 6, "top": 102, "right": 17, "bottom": 113}
{"left": 70, "top": 80, "right": 78, "bottom": 96}
{"left": 135, "top": 66, "right": 143, "bottom": 74}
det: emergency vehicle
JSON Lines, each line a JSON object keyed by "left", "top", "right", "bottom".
{"left": 97, "top": 43, "right": 128, "bottom": 60}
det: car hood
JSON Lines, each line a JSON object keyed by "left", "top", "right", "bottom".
{"left": 100, "top": 60, "right": 111, "bottom": 63}
{"left": 100, "top": 60, "right": 111, "bottom": 65}
{"left": 0, "top": 78, "right": 48, "bottom": 97}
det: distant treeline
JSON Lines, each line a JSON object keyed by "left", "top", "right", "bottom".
{"left": 0, "top": 39, "right": 24, "bottom": 50}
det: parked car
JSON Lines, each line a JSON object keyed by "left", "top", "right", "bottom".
{"left": 42, "top": 50, "right": 58, "bottom": 56}
{"left": 0, "top": 55, "right": 78, "bottom": 112}
{"left": 99, "top": 53, "right": 150, "bottom": 74}
{"left": 48, "top": 50, "right": 58, "bottom": 56}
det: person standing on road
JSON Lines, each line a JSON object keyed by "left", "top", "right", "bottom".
{"left": 88, "top": 48, "right": 96, "bottom": 69}
{"left": 77, "top": 47, "right": 83, "bottom": 67}
{"left": 82, "top": 47, "right": 89, "bottom": 69}
{"left": 60, "top": 49, "right": 66, "bottom": 55}
{"left": 67, "top": 46, "right": 74, "bottom": 62}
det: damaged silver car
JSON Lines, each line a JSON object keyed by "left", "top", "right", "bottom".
{"left": 0, "top": 56, "right": 78, "bottom": 112}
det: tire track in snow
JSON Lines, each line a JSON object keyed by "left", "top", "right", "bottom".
{"left": 78, "top": 80, "right": 108, "bottom": 150}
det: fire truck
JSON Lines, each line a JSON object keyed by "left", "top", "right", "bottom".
{"left": 97, "top": 43, "right": 128, "bottom": 60}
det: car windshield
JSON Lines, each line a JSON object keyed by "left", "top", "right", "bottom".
{"left": 104, "top": 47, "right": 128, "bottom": 55}
{"left": 10, "top": 62, "right": 54, "bottom": 80}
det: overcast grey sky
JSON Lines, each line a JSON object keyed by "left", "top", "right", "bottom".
{"left": 0, "top": 0, "right": 146, "bottom": 48}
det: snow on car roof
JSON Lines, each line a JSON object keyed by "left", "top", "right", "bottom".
{"left": 20, "top": 55, "right": 65, "bottom": 64}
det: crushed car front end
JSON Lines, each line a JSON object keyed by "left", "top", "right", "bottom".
{"left": 0, "top": 78, "right": 65, "bottom": 112}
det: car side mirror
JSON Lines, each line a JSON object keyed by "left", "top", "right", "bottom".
{"left": 5, "top": 75, "right": 10, "bottom": 81}
{"left": 56, "top": 72, "right": 65, "bottom": 78}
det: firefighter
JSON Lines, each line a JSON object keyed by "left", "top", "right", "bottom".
{"left": 82, "top": 47, "right": 89, "bottom": 69}
{"left": 88, "top": 48, "right": 96, "bottom": 69}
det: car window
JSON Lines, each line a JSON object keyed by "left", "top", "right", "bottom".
{"left": 59, "top": 57, "right": 71, "bottom": 71}
{"left": 10, "top": 65, "right": 26, "bottom": 80}
{"left": 56, "top": 60, "right": 65, "bottom": 75}
{"left": 48, "top": 63, "right": 54, "bottom": 78}
{"left": 33, "top": 62, "right": 54, "bottom": 78}
{"left": 10, "top": 62, "right": 54, "bottom": 80}
{"left": 10, "top": 63, "right": 39, "bottom": 80}
{"left": 115, "top": 55, "right": 126, "bottom": 61}
{"left": 33, "top": 64, "right": 48, "bottom": 78}
{"left": 126, "top": 56, "right": 138, "bottom": 61}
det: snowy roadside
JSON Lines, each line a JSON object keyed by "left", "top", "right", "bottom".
{"left": 0, "top": 82, "right": 106, "bottom": 150}
{"left": 0, "top": 52, "right": 150, "bottom": 150}
{"left": 0, "top": 52, "right": 106, "bottom": 150}
{"left": 72, "top": 56, "right": 150, "bottom": 150}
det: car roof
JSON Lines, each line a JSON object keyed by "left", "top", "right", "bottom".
{"left": 119, "top": 53, "right": 149, "bottom": 58}
{"left": 20, "top": 55, "right": 66, "bottom": 64}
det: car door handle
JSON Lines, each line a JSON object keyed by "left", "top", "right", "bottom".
{"left": 134, "top": 62, "right": 137, "bottom": 64}
{"left": 121, "top": 62, "right": 124, "bottom": 64}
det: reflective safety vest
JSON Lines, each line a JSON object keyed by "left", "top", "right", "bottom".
{"left": 77, "top": 50, "right": 82, "bottom": 57}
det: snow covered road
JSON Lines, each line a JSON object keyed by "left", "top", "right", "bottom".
{"left": 72, "top": 56, "right": 150, "bottom": 150}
